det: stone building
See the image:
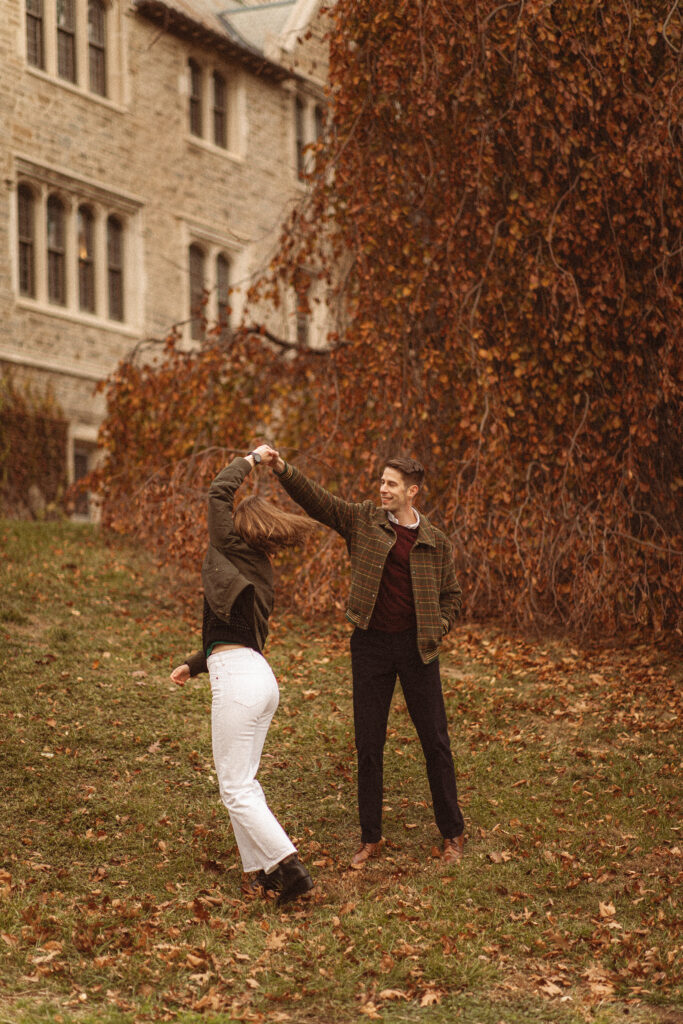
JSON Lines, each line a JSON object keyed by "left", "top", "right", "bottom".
{"left": 0, "top": 0, "right": 329, "bottom": 514}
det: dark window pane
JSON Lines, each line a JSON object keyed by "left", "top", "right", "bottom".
{"left": 314, "top": 104, "right": 324, "bottom": 140}
{"left": 295, "top": 96, "right": 305, "bottom": 179}
{"left": 78, "top": 206, "right": 95, "bottom": 312}
{"left": 73, "top": 445, "right": 92, "bottom": 517}
{"left": 107, "top": 216, "right": 124, "bottom": 321}
{"left": 296, "top": 309, "right": 309, "bottom": 347}
{"left": 88, "top": 0, "right": 106, "bottom": 96}
{"left": 57, "top": 0, "right": 76, "bottom": 83}
{"left": 295, "top": 272, "right": 310, "bottom": 346}
{"left": 189, "top": 244, "right": 205, "bottom": 340}
{"left": 26, "top": 0, "right": 44, "bottom": 68}
{"left": 18, "top": 185, "right": 35, "bottom": 297}
{"left": 189, "top": 60, "right": 202, "bottom": 137}
{"left": 216, "top": 253, "right": 230, "bottom": 327}
{"left": 47, "top": 195, "right": 66, "bottom": 305}
{"left": 213, "top": 71, "right": 227, "bottom": 148}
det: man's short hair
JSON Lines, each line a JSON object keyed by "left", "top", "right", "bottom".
{"left": 382, "top": 456, "right": 424, "bottom": 489}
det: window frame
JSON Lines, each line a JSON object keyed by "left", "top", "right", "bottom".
{"left": 185, "top": 230, "right": 239, "bottom": 343}
{"left": 15, "top": 163, "right": 140, "bottom": 329}
{"left": 293, "top": 93, "right": 326, "bottom": 182}
{"left": 24, "top": 0, "right": 120, "bottom": 103}
{"left": 186, "top": 57, "right": 243, "bottom": 158}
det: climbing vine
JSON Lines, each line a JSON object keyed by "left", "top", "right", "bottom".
{"left": 91, "top": 0, "right": 682, "bottom": 636}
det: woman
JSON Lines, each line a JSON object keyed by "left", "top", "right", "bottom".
{"left": 170, "top": 445, "right": 314, "bottom": 905}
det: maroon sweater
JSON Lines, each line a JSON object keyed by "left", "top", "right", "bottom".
{"left": 368, "top": 521, "right": 418, "bottom": 632}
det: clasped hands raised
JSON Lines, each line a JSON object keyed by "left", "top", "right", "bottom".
{"left": 249, "top": 444, "right": 284, "bottom": 472}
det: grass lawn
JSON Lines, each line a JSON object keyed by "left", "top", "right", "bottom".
{"left": 0, "top": 520, "right": 681, "bottom": 1024}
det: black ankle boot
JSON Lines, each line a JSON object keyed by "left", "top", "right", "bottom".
{"left": 259, "top": 855, "right": 314, "bottom": 905}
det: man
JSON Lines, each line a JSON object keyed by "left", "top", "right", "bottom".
{"left": 265, "top": 449, "right": 465, "bottom": 867}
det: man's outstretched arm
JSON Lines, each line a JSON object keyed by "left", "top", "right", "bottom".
{"left": 265, "top": 450, "right": 362, "bottom": 541}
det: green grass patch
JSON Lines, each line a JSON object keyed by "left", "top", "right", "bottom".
{"left": 0, "top": 520, "right": 681, "bottom": 1024}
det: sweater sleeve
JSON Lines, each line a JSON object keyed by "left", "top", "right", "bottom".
{"left": 186, "top": 649, "right": 207, "bottom": 677}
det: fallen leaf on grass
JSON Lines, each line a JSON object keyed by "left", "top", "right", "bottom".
{"left": 583, "top": 965, "right": 616, "bottom": 998}
{"left": 589, "top": 979, "right": 616, "bottom": 998}
{"left": 186, "top": 953, "right": 207, "bottom": 968}
{"left": 193, "top": 986, "right": 227, "bottom": 1011}
{"left": 539, "top": 979, "right": 563, "bottom": 997}
{"left": 359, "top": 1000, "right": 382, "bottom": 1019}
{"left": 31, "top": 949, "right": 61, "bottom": 965}
{"left": 265, "top": 931, "right": 289, "bottom": 951}
{"left": 379, "top": 989, "right": 409, "bottom": 1001}
{"left": 420, "top": 989, "right": 443, "bottom": 1006}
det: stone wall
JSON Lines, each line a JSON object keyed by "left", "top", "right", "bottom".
{"left": 0, "top": 0, "right": 329, "bottom": 496}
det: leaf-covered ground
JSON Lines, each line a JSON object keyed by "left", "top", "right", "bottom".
{"left": 0, "top": 521, "right": 681, "bottom": 1024}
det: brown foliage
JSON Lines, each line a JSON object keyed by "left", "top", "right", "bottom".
{"left": 91, "top": 0, "right": 682, "bottom": 636}
{"left": 0, "top": 374, "right": 69, "bottom": 517}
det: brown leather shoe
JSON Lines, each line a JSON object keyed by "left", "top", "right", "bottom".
{"left": 350, "top": 839, "right": 384, "bottom": 869}
{"left": 442, "top": 835, "right": 465, "bottom": 864}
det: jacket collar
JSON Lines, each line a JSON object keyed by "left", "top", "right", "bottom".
{"left": 373, "top": 506, "right": 436, "bottom": 547}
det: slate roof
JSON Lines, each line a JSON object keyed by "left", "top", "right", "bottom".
{"left": 133, "top": 0, "right": 303, "bottom": 81}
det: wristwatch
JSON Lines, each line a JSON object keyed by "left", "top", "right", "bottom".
{"left": 248, "top": 451, "right": 262, "bottom": 465}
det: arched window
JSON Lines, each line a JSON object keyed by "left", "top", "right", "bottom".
{"left": 107, "top": 215, "right": 124, "bottom": 321}
{"left": 216, "top": 253, "right": 230, "bottom": 329}
{"left": 189, "top": 244, "right": 206, "bottom": 340}
{"left": 213, "top": 71, "right": 227, "bottom": 148}
{"left": 88, "top": 0, "right": 106, "bottom": 96}
{"left": 78, "top": 205, "right": 95, "bottom": 312}
{"left": 17, "top": 185, "right": 36, "bottom": 298}
{"left": 189, "top": 59, "right": 202, "bottom": 137}
{"left": 26, "top": 0, "right": 44, "bottom": 69}
{"left": 47, "top": 194, "right": 66, "bottom": 304}
{"left": 56, "top": 0, "right": 76, "bottom": 83}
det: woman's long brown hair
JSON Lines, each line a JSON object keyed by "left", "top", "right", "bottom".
{"left": 233, "top": 496, "right": 315, "bottom": 554}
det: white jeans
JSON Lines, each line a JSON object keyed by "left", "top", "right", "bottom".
{"left": 208, "top": 647, "right": 296, "bottom": 874}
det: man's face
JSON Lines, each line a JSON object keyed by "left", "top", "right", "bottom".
{"left": 379, "top": 467, "right": 417, "bottom": 515}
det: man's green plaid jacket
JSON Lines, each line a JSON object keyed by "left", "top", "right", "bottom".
{"left": 275, "top": 462, "right": 462, "bottom": 664}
